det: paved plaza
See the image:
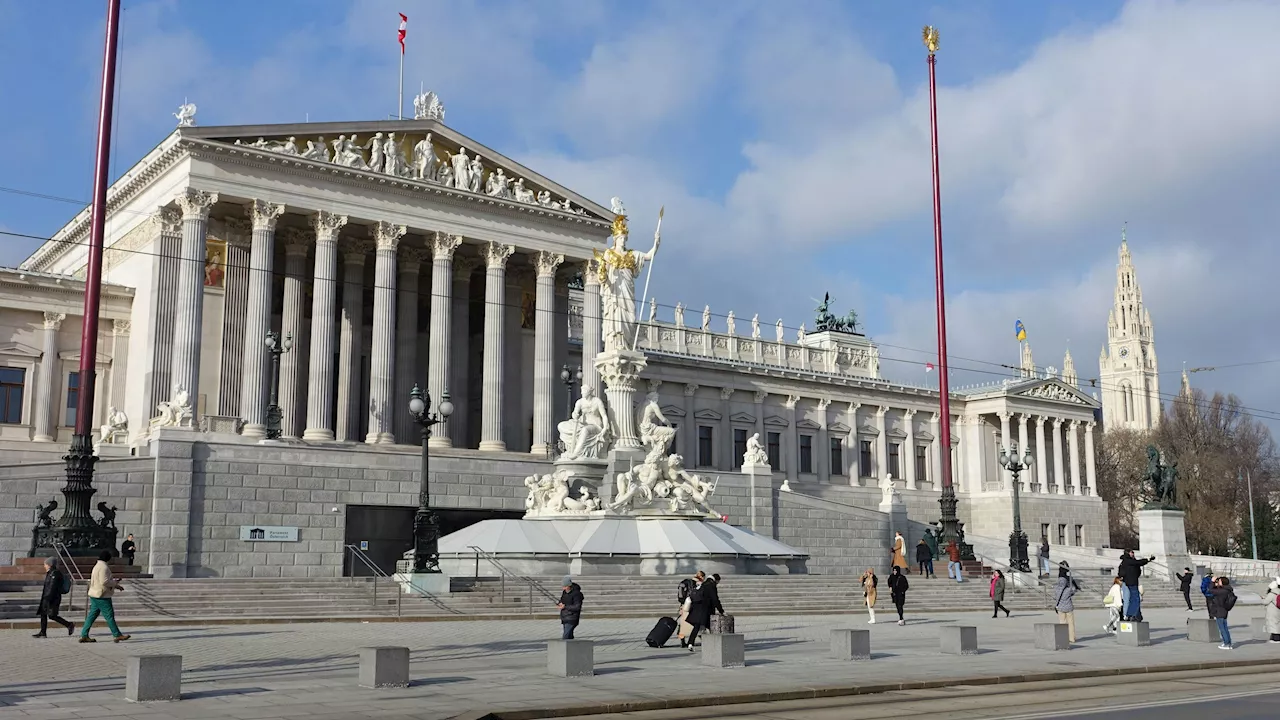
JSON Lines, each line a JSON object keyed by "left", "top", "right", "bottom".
{"left": 0, "top": 607, "right": 1278, "bottom": 719}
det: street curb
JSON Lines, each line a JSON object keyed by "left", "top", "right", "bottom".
{"left": 451, "top": 657, "right": 1280, "bottom": 719}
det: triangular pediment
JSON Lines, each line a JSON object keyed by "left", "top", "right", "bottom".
{"left": 184, "top": 120, "right": 612, "bottom": 221}
{"left": 58, "top": 349, "right": 112, "bottom": 364}
{"left": 693, "top": 408, "right": 722, "bottom": 421}
{"left": 660, "top": 404, "right": 686, "bottom": 418}
{"left": 1013, "top": 378, "right": 1097, "bottom": 407}
{"left": 796, "top": 418, "right": 821, "bottom": 430}
{"left": 887, "top": 425, "right": 907, "bottom": 439}
{"left": 764, "top": 414, "right": 790, "bottom": 428}
{"left": 858, "top": 424, "right": 879, "bottom": 437}
{"left": 730, "top": 411, "right": 756, "bottom": 424}
{"left": 829, "top": 421, "right": 851, "bottom": 433}
{"left": 0, "top": 341, "right": 41, "bottom": 359}
{"left": 916, "top": 430, "right": 935, "bottom": 442}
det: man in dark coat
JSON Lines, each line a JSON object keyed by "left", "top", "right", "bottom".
{"left": 557, "top": 575, "right": 583, "bottom": 640}
{"left": 704, "top": 573, "right": 725, "bottom": 616}
{"left": 915, "top": 539, "right": 935, "bottom": 578}
{"left": 34, "top": 558, "right": 74, "bottom": 638}
{"left": 1175, "top": 567, "right": 1195, "bottom": 611}
{"left": 120, "top": 534, "right": 137, "bottom": 566}
{"left": 1118, "top": 550, "right": 1154, "bottom": 621}
{"left": 683, "top": 571, "right": 712, "bottom": 651}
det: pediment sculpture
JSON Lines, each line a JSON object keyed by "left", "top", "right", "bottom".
{"left": 1021, "top": 383, "right": 1087, "bottom": 405}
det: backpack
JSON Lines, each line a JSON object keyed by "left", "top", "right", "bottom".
{"left": 1274, "top": 594, "right": 1280, "bottom": 610}
{"left": 58, "top": 571, "right": 71, "bottom": 595}
{"left": 677, "top": 578, "right": 694, "bottom": 604}
{"left": 1224, "top": 591, "right": 1237, "bottom": 612}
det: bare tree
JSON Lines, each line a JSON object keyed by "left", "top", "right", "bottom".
{"left": 1094, "top": 427, "right": 1151, "bottom": 548}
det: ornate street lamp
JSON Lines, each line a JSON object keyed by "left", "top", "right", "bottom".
{"left": 264, "top": 331, "right": 292, "bottom": 440}
{"left": 998, "top": 441, "right": 1035, "bottom": 573}
{"left": 559, "top": 365, "right": 582, "bottom": 411}
{"left": 408, "top": 384, "right": 452, "bottom": 573}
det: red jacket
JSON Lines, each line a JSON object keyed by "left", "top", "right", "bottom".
{"left": 946, "top": 544, "right": 961, "bottom": 562}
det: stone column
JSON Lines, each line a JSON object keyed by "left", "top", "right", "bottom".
{"left": 144, "top": 208, "right": 181, "bottom": 431}
{"left": 874, "top": 406, "right": 889, "bottom": 479}
{"left": 581, "top": 259, "right": 602, "bottom": 397}
{"left": 816, "top": 398, "right": 831, "bottom": 481}
{"left": 277, "top": 228, "right": 311, "bottom": 440}
{"left": 450, "top": 257, "right": 478, "bottom": 448}
{"left": 720, "top": 388, "right": 734, "bottom": 471}
{"left": 335, "top": 238, "right": 370, "bottom": 442}
{"left": 1084, "top": 421, "right": 1097, "bottom": 496}
{"left": 31, "top": 312, "right": 65, "bottom": 442}
{"left": 108, "top": 319, "right": 130, "bottom": 423}
{"left": 1017, "top": 413, "right": 1030, "bottom": 492}
{"left": 683, "top": 384, "right": 699, "bottom": 463}
{"left": 1034, "top": 415, "right": 1048, "bottom": 491}
{"left": 479, "top": 242, "right": 514, "bottom": 452}
{"left": 503, "top": 268, "right": 528, "bottom": 451}
{"left": 903, "top": 409, "right": 917, "bottom": 489}
{"left": 1068, "top": 420, "right": 1082, "bottom": 495}
{"left": 998, "top": 411, "right": 1012, "bottom": 490}
{"left": 394, "top": 245, "right": 426, "bottom": 443}
{"left": 237, "top": 200, "right": 284, "bottom": 439}
{"left": 529, "top": 250, "right": 563, "bottom": 456}
{"left": 303, "top": 211, "right": 347, "bottom": 441}
{"left": 848, "top": 402, "right": 860, "bottom": 485}
{"left": 1051, "top": 418, "right": 1065, "bottom": 495}
{"left": 427, "top": 233, "right": 464, "bottom": 448}
{"left": 929, "top": 412, "right": 942, "bottom": 491}
{"left": 169, "top": 188, "right": 219, "bottom": 419}
{"left": 784, "top": 395, "right": 800, "bottom": 483}
{"left": 216, "top": 220, "right": 250, "bottom": 417}
{"left": 365, "top": 221, "right": 405, "bottom": 444}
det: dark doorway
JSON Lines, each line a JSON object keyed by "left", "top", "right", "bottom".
{"left": 342, "top": 505, "right": 524, "bottom": 576}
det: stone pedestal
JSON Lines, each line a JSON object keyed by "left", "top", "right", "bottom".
{"left": 1115, "top": 621, "right": 1150, "bottom": 646}
{"left": 126, "top": 655, "right": 182, "bottom": 702}
{"left": 1137, "top": 508, "right": 1190, "bottom": 580}
{"left": 1187, "top": 618, "right": 1221, "bottom": 643}
{"left": 594, "top": 349, "right": 647, "bottom": 449}
{"left": 743, "top": 463, "right": 773, "bottom": 535}
{"left": 547, "top": 640, "right": 594, "bottom": 677}
{"left": 1034, "top": 623, "right": 1070, "bottom": 651}
{"left": 702, "top": 633, "right": 745, "bottom": 668}
{"left": 1251, "top": 616, "right": 1268, "bottom": 641}
{"left": 830, "top": 629, "right": 871, "bottom": 661}
{"left": 940, "top": 626, "right": 978, "bottom": 655}
{"left": 359, "top": 646, "right": 409, "bottom": 688}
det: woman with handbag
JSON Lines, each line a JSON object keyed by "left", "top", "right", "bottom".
{"left": 860, "top": 568, "right": 878, "bottom": 624}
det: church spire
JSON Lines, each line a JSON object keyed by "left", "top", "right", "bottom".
{"left": 1099, "top": 224, "right": 1160, "bottom": 431}
{"left": 1062, "top": 348, "right": 1077, "bottom": 387}
{"left": 1180, "top": 363, "right": 1192, "bottom": 400}
{"left": 1020, "top": 341, "right": 1035, "bottom": 378}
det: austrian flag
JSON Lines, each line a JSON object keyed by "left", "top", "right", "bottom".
{"left": 398, "top": 13, "right": 407, "bottom": 53}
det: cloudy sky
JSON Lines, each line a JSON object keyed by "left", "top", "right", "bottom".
{"left": 1, "top": 0, "right": 1278, "bottom": 428}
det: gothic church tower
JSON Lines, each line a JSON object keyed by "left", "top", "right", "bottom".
{"left": 1099, "top": 226, "right": 1160, "bottom": 430}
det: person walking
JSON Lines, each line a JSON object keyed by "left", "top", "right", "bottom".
{"left": 1052, "top": 563, "right": 1080, "bottom": 643}
{"left": 120, "top": 534, "right": 137, "bottom": 566}
{"left": 1264, "top": 579, "right": 1280, "bottom": 644}
{"left": 703, "top": 571, "right": 726, "bottom": 628}
{"left": 1103, "top": 577, "right": 1124, "bottom": 634}
{"left": 888, "top": 566, "right": 909, "bottom": 625}
{"left": 916, "top": 539, "right": 935, "bottom": 578}
{"left": 1117, "top": 550, "right": 1153, "bottom": 621}
{"left": 1038, "top": 538, "right": 1051, "bottom": 578}
{"left": 990, "top": 570, "right": 1010, "bottom": 618}
{"left": 1208, "top": 576, "right": 1237, "bottom": 650}
{"left": 676, "top": 576, "right": 695, "bottom": 646}
{"left": 946, "top": 539, "right": 963, "bottom": 583}
{"left": 891, "top": 532, "right": 910, "bottom": 574}
{"left": 860, "top": 567, "right": 878, "bottom": 624}
{"left": 1175, "top": 567, "right": 1195, "bottom": 612}
{"left": 557, "top": 575, "right": 583, "bottom": 640}
{"left": 684, "top": 574, "right": 711, "bottom": 651}
{"left": 79, "top": 551, "right": 129, "bottom": 643}
{"left": 33, "top": 558, "right": 74, "bottom": 638}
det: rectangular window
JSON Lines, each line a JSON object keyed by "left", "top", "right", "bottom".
{"left": 888, "top": 442, "right": 901, "bottom": 479}
{"left": 799, "top": 434, "right": 813, "bottom": 474}
{"left": 915, "top": 446, "right": 928, "bottom": 485}
{"left": 1074, "top": 525, "right": 1083, "bottom": 547}
{"left": 767, "top": 432, "right": 781, "bottom": 471}
{"left": 0, "top": 367, "right": 25, "bottom": 424}
{"left": 697, "top": 426, "right": 714, "bottom": 468}
{"left": 1057, "top": 524, "right": 1066, "bottom": 546}
{"left": 859, "top": 440, "right": 873, "bottom": 477}
{"left": 670, "top": 424, "right": 678, "bottom": 455}
{"left": 1040, "top": 523, "right": 1050, "bottom": 545}
{"left": 830, "top": 438, "right": 844, "bottom": 476}
{"left": 733, "top": 428, "right": 748, "bottom": 469}
{"left": 65, "top": 372, "right": 80, "bottom": 428}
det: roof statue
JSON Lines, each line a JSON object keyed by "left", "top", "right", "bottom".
{"left": 413, "top": 90, "right": 445, "bottom": 121}
{"left": 174, "top": 102, "right": 197, "bottom": 128}
{"left": 813, "top": 292, "right": 859, "bottom": 334}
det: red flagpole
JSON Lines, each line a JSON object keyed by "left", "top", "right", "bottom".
{"left": 924, "top": 27, "right": 952, "bottom": 491}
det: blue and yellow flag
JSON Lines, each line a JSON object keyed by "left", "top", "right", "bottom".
{"left": 1015, "top": 319, "right": 1027, "bottom": 342}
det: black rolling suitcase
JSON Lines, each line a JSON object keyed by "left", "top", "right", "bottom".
{"left": 646, "top": 616, "right": 678, "bottom": 647}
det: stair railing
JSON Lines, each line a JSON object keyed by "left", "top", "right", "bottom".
{"left": 343, "top": 544, "right": 401, "bottom": 617}
{"left": 467, "top": 545, "right": 559, "bottom": 614}
{"left": 51, "top": 541, "right": 85, "bottom": 612}
{"left": 969, "top": 550, "right": 1052, "bottom": 607}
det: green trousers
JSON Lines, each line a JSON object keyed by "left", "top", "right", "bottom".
{"left": 80, "top": 597, "right": 123, "bottom": 638}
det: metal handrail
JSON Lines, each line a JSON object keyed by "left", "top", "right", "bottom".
{"left": 467, "top": 545, "right": 559, "bottom": 614}
{"left": 342, "top": 544, "right": 401, "bottom": 617}
{"left": 51, "top": 541, "right": 84, "bottom": 612}
{"left": 969, "top": 550, "right": 1052, "bottom": 607}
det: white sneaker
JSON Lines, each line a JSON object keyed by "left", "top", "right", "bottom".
{"left": 898, "top": 620, "right": 905, "bottom": 626}
{"left": 1217, "top": 644, "right": 1232, "bottom": 650}
{"left": 1268, "top": 639, "right": 1280, "bottom": 644}
{"left": 868, "top": 619, "right": 876, "bottom": 624}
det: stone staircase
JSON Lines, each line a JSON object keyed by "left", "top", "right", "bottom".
{"left": 0, "top": 556, "right": 147, "bottom": 582}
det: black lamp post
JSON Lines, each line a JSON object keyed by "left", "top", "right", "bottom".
{"left": 408, "top": 384, "right": 452, "bottom": 573}
{"left": 264, "top": 331, "right": 292, "bottom": 440}
{"left": 559, "top": 365, "right": 582, "bottom": 412}
{"left": 998, "top": 441, "right": 1034, "bottom": 573}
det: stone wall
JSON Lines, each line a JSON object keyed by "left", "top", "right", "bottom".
{"left": 774, "top": 491, "right": 889, "bottom": 576}
{"left": 962, "top": 493, "right": 1109, "bottom": 549}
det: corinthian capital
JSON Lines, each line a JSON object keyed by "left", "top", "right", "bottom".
{"left": 373, "top": 221, "right": 407, "bottom": 252}
{"left": 429, "top": 232, "right": 463, "bottom": 261}
{"left": 312, "top": 211, "right": 349, "bottom": 242}
{"left": 280, "top": 227, "right": 312, "bottom": 256}
{"left": 43, "top": 312, "right": 66, "bottom": 330}
{"left": 534, "top": 250, "right": 564, "bottom": 278}
{"left": 248, "top": 199, "right": 285, "bottom": 232}
{"left": 175, "top": 187, "right": 219, "bottom": 221}
{"left": 151, "top": 207, "right": 181, "bottom": 235}
{"left": 483, "top": 241, "right": 515, "bottom": 270}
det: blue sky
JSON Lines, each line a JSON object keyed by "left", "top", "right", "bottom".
{"left": 2, "top": 0, "right": 1279, "bottom": 426}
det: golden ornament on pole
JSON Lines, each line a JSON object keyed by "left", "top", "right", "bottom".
{"left": 923, "top": 25, "right": 940, "bottom": 55}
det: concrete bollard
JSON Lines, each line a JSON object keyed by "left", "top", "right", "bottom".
{"left": 359, "top": 646, "right": 410, "bottom": 688}
{"left": 702, "top": 633, "right": 745, "bottom": 668}
{"left": 830, "top": 628, "right": 871, "bottom": 661}
{"left": 1115, "top": 621, "right": 1151, "bottom": 646}
{"left": 125, "top": 655, "right": 182, "bottom": 702}
{"left": 1187, "top": 618, "right": 1221, "bottom": 643}
{"left": 1251, "top": 617, "right": 1268, "bottom": 641}
{"left": 547, "top": 640, "right": 594, "bottom": 677}
{"left": 1034, "top": 623, "right": 1070, "bottom": 651}
{"left": 941, "top": 626, "right": 978, "bottom": 656}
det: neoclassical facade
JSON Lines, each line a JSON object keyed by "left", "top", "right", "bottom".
{"left": 0, "top": 107, "right": 1110, "bottom": 574}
